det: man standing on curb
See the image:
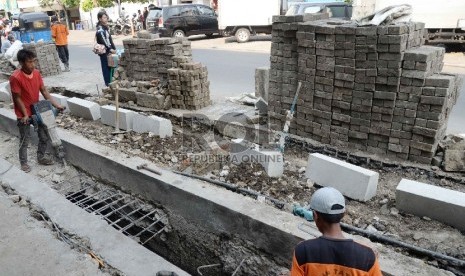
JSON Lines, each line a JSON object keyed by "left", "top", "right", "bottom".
{"left": 51, "top": 16, "right": 70, "bottom": 72}
{"left": 291, "top": 187, "right": 382, "bottom": 276}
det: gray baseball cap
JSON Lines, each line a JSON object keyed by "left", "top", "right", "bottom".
{"left": 309, "top": 187, "right": 346, "bottom": 215}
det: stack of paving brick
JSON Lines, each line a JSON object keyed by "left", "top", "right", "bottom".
{"left": 23, "top": 43, "right": 61, "bottom": 76}
{"left": 330, "top": 23, "right": 356, "bottom": 148}
{"left": 120, "top": 38, "right": 193, "bottom": 81}
{"left": 267, "top": 18, "right": 462, "bottom": 164}
{"left": 168, "top": 62, "right": 210, "bottom": 110}
{"left": 269, "top": 14, "right": 328, "bottom": 135}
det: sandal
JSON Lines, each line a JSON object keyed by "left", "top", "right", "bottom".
{"left": 21, "top": 164, "right": 31, "bottom": 173}
{"left": 38, "top": 158, "right": 54, "bottom": 165}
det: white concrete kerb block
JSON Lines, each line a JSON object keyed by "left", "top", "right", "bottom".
{"left": 50, "top": 93, "right": 69, "bottom": 113}
{"left": 67, "top": 97, "right": 101, "bottom": 121}
{"left": 305, "top": 153, "right": 379, "bottom": 201}
{"left": 230, "top": 140, "right": 284, "bottom": 178}
{"left": 132, "top": 113, "right": 173, "bottom": 138}
{"left": 396, "top": 179, "right": 465, "bottom": 231}
{"left": 100, "top": 105, "right": 135, "bottom": 130}
{"left": 0, "top": 81, "right": 11, "bottom": 103}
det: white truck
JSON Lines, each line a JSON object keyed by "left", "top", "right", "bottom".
{"left": 217, "top": 0, "right": 285, "bottom": 43}
{"left": 373, "top": 0, "right": 465, "bottom": 46}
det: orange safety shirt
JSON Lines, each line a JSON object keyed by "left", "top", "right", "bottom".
{"left": 51, "top": 23, "right": 69, "bottom": 45}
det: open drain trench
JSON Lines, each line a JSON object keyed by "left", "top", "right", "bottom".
{"left": 64, "top": 183, "right": 167, "bottom": 246}
{"left": 54, "top": 175, "right": 284, "bottom": 276}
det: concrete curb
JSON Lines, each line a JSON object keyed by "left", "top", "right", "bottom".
{"left": 0, "top": 158, "right": 189, "bottom": 276}
{"left": 0, "top": 107, "right": 455, "bottom": 276}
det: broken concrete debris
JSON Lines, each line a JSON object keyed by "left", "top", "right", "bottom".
{"left": 438, "top": 134, "right": 465, "bottom": 172}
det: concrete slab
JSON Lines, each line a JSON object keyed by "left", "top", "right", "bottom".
{"left": 100, "top": 105, "right": 135, "bottom": 130}
{"left": 67, "top": 97, "right": 101, "bottom": 120}
{"left": 0, "top": 158, "right": 189, "bottom": 276}
{"left": 50, "top": 93, "right": 70, "bottom": 113}
{"left": 230, "top": 140, "right": 284, "bottom": 177}
{"left": 0, "top": 81, "right": 11, "bottom": 103}
{"left": 305, "top": 153, "right": 379, "bottom": 202}
{"left": 396, "top": 179, "right": 465, "bottom": 231}
{"left": 132, "top": 113, "right": 173, "bottom": 138}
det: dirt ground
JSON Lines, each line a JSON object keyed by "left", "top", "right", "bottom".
{"left": 37, "top": 110, "right": 463, "bottom": 274}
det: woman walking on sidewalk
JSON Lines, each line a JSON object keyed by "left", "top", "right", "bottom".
{"left": 95, "top": 11, "right": 116, "bottom": 86}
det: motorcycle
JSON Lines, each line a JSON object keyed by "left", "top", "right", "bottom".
{"left": 132, "top": 13, "right": 143, "bottom": 32}
{"left": 110, "top": 15, "right": 131, "bottom": 36}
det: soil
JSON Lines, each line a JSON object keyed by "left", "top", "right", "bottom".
{"left": 4, "top": 109, "right": 465, "bottom": 273}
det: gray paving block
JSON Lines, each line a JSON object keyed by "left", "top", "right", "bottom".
{"left": 305, "top": 153, "right": 378, "bottom": 201}
{"left": 50, "top": 93, "right": 69, "bottom": 113}
{"left": 396, "top": 179, "right": 465, "bottom": 231}
{"left": 100, "top": 105, "right": 135, "bottom": 130}
{"left": 67, "top": 97, "right": 101, "bottom": 121}
{"left": 230, "top": 140, "right": 284, "bottom": 178}
{"left": 132, "top": 113, "right": 173, "bottom": 138}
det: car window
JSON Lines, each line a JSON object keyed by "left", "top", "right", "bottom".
{"left": 326, "top": 6, "right": 346, "bottom": 18}
{"left": 147, "top": 9, "right": 162, "bottom": 20}
{"left": 166, "top": 6, "right": 182, "bottom": 18}
{"left": 303, "top": 6, "right": 322, "bottom": 14}
{"left": 197, "top": 5, "right": 215, "bottom": 16}
{"left": 180, "top": 6, "right": 198, "bottom": 16}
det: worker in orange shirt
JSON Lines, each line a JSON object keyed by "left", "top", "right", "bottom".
{"left": 51, "top": 16, "right": 70, "bottom": 72}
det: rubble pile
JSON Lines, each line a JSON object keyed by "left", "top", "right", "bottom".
{"left": 0, "top": 57, "right": 16, "bottom": 74}
{"left": 268, "top": 17, "right": 462, "bottom": 164}
{"left": 114, "top": 37, "right": 211, "bottom": 111}
{"left": 22, "top": 43, "right": 61, "bottom": 76}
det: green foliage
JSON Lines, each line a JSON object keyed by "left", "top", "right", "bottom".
{"left": 81, "top": 0, "right": 94, "bottom": 12}
{"left": 38, "top": 0, "right": 79, "bottom": 8}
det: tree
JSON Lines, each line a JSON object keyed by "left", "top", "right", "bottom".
{"left": 38, "top": 0, "right": 80, "bottom": 28}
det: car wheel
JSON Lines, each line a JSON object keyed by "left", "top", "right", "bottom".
{"left": 173, "top": 29, "right": 186, "bottom": 38}
{"left": 235, "top": 28, "right": 250, "bottom": 43}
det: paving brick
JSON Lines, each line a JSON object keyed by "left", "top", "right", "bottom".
{"left": 396, "top": 179, "right": 465, "bottom": 231}
{"left": 305, "top": 153, "right": 378, "bottom": 201}
{"left": 100, "top": 105, "right": 135, "bottom": 130}
{"left": 67, "top": 97, "right": 101, "bottom": 120}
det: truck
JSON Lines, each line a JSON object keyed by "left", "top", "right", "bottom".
{"left": 372, "top": 0, "right": 465, "bottom": 46}
{"left": 217, "top": 0, "right": 284, "bottom": 43}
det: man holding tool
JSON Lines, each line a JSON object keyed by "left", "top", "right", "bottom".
{"left": 10, "top": 49, "right": 64, "bottom": 173}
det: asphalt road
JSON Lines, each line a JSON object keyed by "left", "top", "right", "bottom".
{"left": 66, "top": 43, "right": 465, "bottom": 135}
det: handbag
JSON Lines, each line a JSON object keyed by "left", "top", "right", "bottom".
{"left": 92, "top": 43, "right": 106, "bottom": 55}
{"left": 107, "top": 53, "right": 119, "bottom": 67}
{"left": 92, "top": 35, "right": 106, "bottom": 55}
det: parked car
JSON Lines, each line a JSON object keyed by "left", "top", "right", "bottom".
{"left": 146, "top": 4, "right": 218, "bottom": 38}
{"left": 286, "top": 2, "right": 353, "bottom": 20}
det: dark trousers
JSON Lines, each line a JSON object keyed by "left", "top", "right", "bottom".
{"left": 99, "top": 54, "right": 111, "bottom": 86}
{"left": 56, "top": 45, "right": 69, "bottom": 64}
{"left": 18, "top": 120, "right": 49, "bottom": 165}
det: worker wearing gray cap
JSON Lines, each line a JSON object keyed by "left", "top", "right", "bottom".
{"left": 290, "top": 187, "right": 382, "bottom": 276}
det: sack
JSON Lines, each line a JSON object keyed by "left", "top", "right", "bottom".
{"left": 92, "top": 43, "right": 106, "bottom": 55}
{"left": 107, "top": 53, "right": 119, "bottom": 67}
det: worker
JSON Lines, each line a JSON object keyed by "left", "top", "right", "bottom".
{"left": 10, "top": 49, "right": 64, "bottom": 172}
{"left": 51, "top": 16, "right": 70, "bottom": 72}
{"left": 290, "top": 187, "right": 382, "bottom": 276}
{"left": 1, "top": 34, "right": 15, "bottom": 54}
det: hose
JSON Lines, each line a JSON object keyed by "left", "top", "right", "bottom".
{"left": 173, "top": 171, "right": 286, "bottom": 209}
{"left": 340, "top": 222, "right": 465, "bottom": 268}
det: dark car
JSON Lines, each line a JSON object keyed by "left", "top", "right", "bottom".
{"left": 147, "top": 4, "right": 218, "bottom": 38}
{"left": 286, "top": 2, "right": 353, "bottom": 20}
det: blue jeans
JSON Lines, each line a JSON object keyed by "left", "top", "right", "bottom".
{"left": 99, "top": 54, "right": 111, "bottom": 86}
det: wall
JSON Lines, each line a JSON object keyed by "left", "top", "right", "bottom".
{"left": 268, "top": 16, "right": 461, "bottom": 164}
